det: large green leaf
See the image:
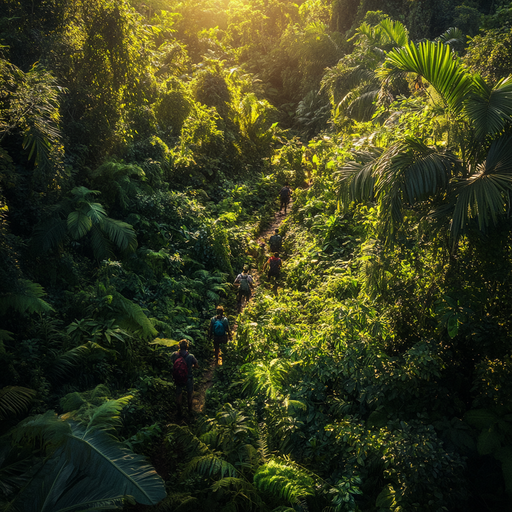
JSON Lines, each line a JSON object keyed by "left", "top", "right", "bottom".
{"left": 67, "top": 210, "right": 92, "bottom": 240}
{"left": 65, "top": 422, "right": 166, "bottom": 505}
{"left": 381, "top": 40, "right": 474, "bottom": 114}
{"left": 451, "top": 134, "right": 512, "bottom": 240}
{"left": 99, "top": 217, "right": 137, "bottom": 253}
{"left": 0, "top": 387, "right": 36, "bottom": 421}
{"left": 90, "top": 224, "right": 112, "bottom": 260}
{"left": 466, "top": 76, "right": 512, "bottom": 140}
{"left": 0, "top": 279, "right": 54, "bottom": 315}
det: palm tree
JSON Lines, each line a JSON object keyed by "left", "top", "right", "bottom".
{"left": 338, "top": 39, "right": 512, "bottom": 244}
{"left": 32, "top": 186, "right": 137, "bottom": 260}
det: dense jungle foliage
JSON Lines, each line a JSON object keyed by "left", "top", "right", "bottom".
{"left": 3, "top": 0, "right": 512, "bottom": 510}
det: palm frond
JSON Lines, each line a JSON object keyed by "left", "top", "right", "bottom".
{"left": 0, "top": 387, "right": 36, "bottom": 421}
{"left": 185, "top": 454, "right": 238, "bottom": 479}
{"left": 241, "top": 359, "right": 291, "bottom": 400}
{"left": 48, "top": 342, "right": 111, "bottom": 382}
{"left": 375, "top": 138, "right": 457, "bottom": 226}
{"left": 99, "top": 217, "right": 137, "bottom": 253}
{"left": 378, "top": 18, "right": 409, "bottom": 47}
{"left": 451, "top": 134, "right": 512, "bottom": 240}
{"left": 336, "top": 148, "right": 382, "bottom": 207}
{"left": 11, "top": 411, "right": 71, "bottom": 451}
{"left": 437, "top": 26, "right": 465, "bottom": 46}
{"left": 0, "top": 279, "right": 53, "bottom": 315}
{"left": 465, "top": 75, "right": 512, "bottom": 140}
{"left": 67, "top": 210, "right": 92, "bottom": 240}
{"left": 347, "top": 89, "right": 378, "bottom": 121}
{"left": 113, "top": 293, "right": 157, "bottom": 339}
{"left": 63, "top": 396, "right": 132, "bottom": 434}
{"left": 381, "top": 40, "right": 474, "bottom": 114}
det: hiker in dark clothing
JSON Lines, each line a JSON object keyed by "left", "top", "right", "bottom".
{"left": 171, "top": 339, "right": 199, "bottom": 416}
{"left": 269, "top": 229, "right": 282, "bottom": 253}
{"left": 279, "top": 183, "right": 292, "bottom": 214}
{"left": 263, "top": 252, "right": 282, "bottom": 282}
{"left": 234, "top": 268, "right": 254, "bottom": 312}
{"left": 208, "top": 306, "right": 232, "bottom": 364}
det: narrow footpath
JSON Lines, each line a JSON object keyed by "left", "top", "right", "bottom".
{"left": 191, "top": 202, "right": 293, "bottom": 413}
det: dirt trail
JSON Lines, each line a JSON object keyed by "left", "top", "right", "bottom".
{"left": 192, "top": 202, "right": 293, "bottom": 414}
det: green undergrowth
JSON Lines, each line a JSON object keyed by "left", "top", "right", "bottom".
{"left": 166, "top": 171, "right": 512, "bottom": 511}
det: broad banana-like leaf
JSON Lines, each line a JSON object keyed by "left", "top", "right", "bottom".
{"left": 64, "top": 422, "right": 166, "bottom": 505}
{"left": 8, "top": 451, "right": 129, "bottom": 512}
{"left": 84, "top": 202, "right": 107, "bottom": 225}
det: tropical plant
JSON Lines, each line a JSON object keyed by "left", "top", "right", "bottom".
{"left": 338, "top": 38, "right": 512, "bottom": 244}
{"left": 2, "top": 398, "right": 166, "bottom": 511}
{"left": 32, "top": 186, "right": 137, "bottom": 260}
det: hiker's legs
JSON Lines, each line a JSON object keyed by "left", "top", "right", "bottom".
{"left": 214, "top": 338, "right": 220, "bottom": 364}
{"left": 186, "top": 379, "right": 194, "bottom": 413}
{"left": 175, "top": 387, "right": 183, "bottom": 416}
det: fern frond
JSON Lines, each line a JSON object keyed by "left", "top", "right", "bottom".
{"left": 11, "top": 411, "right": 71, "bottom": 452}
{"left": 167, "top": 424, "right": 210, "bottom": 457}
{"left": 62, "top": 396, "right": 132, "bottom": 434}
{"left": 49, "top": 342, "right": 111, "bottom": 382}
{"left": 0, "top": 387, "right": 36, "bottom": 421}
{"left": 185, "top": 454, "right": 238, "bottom": 479}
{"left": 113, "top": 293, "right": 157, "bottom": 339}
{"left": 253, "top": 460, "right": 315, "bottom": 505}
{"left": 0, "top": 279, "right": 53, "bottom": 315}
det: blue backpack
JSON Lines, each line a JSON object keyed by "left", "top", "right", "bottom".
{"left": 213, "top": 317, "right": 226, "bottom": 336}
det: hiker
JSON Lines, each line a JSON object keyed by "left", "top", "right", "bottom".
{"left": 234, "top": 267, "right": 254, "bottom": 312}
{"left": 208, "top": 306, "right": 232, "bottom": 364}
{"left": 263, "top": 252, "right": 282, "bottom": 282}
{"left": 279, "top": 183, "right": 292, "bottom": 214}
{"left": 269, "top": 228, "right": 282, "bottom": 253}
{"left": 171, "top": 339, "right": 199, "bottom": 417}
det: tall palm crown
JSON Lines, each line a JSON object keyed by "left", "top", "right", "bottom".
{"left": 337, "top": 30, "right": 512, "bottom": 245}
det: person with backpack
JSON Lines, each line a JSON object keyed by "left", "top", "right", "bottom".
{"left": 279, "top": 183, "right": 292, "bottom": 214}
{"left": 171, "top": 339, "right": 199, "bottom": 417}
{"left": 208, "top": 306, "right": 232, "bottom": 365}
{"left": 234, "top": 267, "right": 254, "bottom": 312}
{"left": 263, "top": 252, "right": 282, "bottom": 282}
{"left": 269, "top": 229, "right": 282, "bottom": 253}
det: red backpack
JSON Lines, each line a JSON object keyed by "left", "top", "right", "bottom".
{"left": 173, "top": 351, "right": 189, "bottom": 385}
